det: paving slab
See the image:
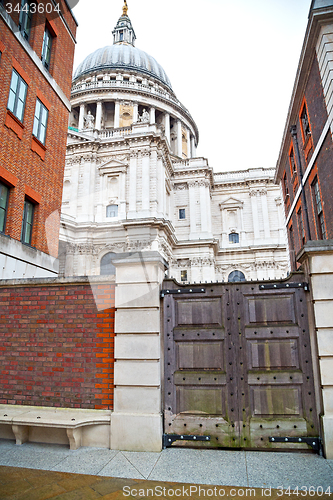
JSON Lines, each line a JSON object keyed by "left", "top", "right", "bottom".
{"left": 245, "top": 451, "right": 333, "bottom": 489}
{"left": 98, "top": 451, "right": 146, "bottom": 480}
{"left": 50, "top": 447, "right": 119, "bottom": 475}
{"left": 148, "top": 448, "right": 248, "bottom": 486}
{"left": 0, "top": 441, "right": 71, "bottom": 470}
{"left": 122, "top": 450, "right": 161, "bottom": 478}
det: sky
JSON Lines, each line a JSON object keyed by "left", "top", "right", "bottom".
{"left": 71, "top": 0, "right": 311, "bottom": 173}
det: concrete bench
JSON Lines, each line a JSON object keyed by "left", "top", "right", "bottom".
{"left": 0, "top": 404, "right": 111, "bottom": 450}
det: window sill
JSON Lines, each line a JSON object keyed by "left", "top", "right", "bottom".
{"left": 31, "top": 136, "right": 46, "bottom": 160}
{"left": 20, "top": 240, "right": 36, "bottom": 250}
{"left": 4, "top": 110, "right": 24, "bottom": 139}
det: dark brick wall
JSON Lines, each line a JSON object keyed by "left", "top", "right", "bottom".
{"left": 0, "top": 279, "right": 115, "bottom": 409}
{"left": 282, "top": 55, "right": 333, "bottom": 268}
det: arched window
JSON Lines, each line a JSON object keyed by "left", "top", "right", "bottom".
{"left": 228, "top": 270, "right": 245, "bottom": 282}
{"left": 100, "top": 252, "right": 116, "bottom": 275}
{"left": 106, "top": 204, "right": 118, "bottom": 218}
{"left": 229, "top": 232, "right": 239, "bottom": 244}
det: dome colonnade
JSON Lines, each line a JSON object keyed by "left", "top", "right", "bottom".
{"left": 69, "top": 7, "right": 198, "bottom": 160}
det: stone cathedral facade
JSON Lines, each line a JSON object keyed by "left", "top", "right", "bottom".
{"left": 59, "top": 3, "right": 288, "bottom": 282}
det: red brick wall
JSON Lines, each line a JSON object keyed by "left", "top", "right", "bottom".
{"left": 0, "top": 279, "right": 115, "bottom": 409}
{"left": 0, "top": 1, "right": 76, "bottom": 257}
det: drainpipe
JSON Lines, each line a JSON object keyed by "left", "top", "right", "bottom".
{"left": 290, "top": 126, "right": 311, "bottom": 242}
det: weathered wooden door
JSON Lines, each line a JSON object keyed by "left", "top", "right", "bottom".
{"left": 163, "top": 275, "right": 319, "bottom": 450}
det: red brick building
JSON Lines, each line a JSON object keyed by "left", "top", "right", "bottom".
{"left": 276, "top": 0, "right": 333, "bottom": 458}
{"left": 0, "top": 0, "right": 77, "bottom": 278}
{"left": 275, "top": 0, "right": 333, "bottom": 270}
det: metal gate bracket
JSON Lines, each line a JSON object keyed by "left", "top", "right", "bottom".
{"left": 163, "top": 434, "right": 211, "bottom": 448}
{"left": 161, "top": 288, "right": 206, "bottom": 298}
{"left": 269, "top": 436, "right": 321, "bottom": 452}
{"left": 259, "top": 282, "right": 309, "bottom": 291}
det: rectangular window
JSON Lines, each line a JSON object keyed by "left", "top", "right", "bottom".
{"left": 0, "top": 182, "right": 9, "bottom": 233}
{"left": 229, "top": 232, "right": 239, "bottom": 244}
{"left": 179, "top": 208, "right": 186, "bottom": 219}
{"left": 33, "top": 99, "right": 48, "bottom": 144}
{"left": 283, "top": 172, "right": 289, "bottom": 198}
{"left": 41, "top": 27, "right": 52, "bottom": 70}
{"left": 7, "top": 69, "right": 28, "bottom": 122}
{"left": 19, "top": 0, "right": 33, "bottom": 41}
{"left": 106, "top": 204, "right": 118, "bottom": 218}
{"left": 289, "top": 148, "right": 297, "bottom": 175}
{"left": 21, "top": 199, "right": 34, "bottom": 245}
{"left": 312, "top": 178, "right": 326, "bottom": 239}
{"left": 297, "top": 208, "right": 305, "bottom": 245}
{"left": 181, "top": 270, "right": 187, "bottom": 282}
{"left": 300, "top": 104, "right": 311, "bottom": 140}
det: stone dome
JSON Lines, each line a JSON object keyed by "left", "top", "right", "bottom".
{"left": 73, "top": 44, "right": 173, "bottom": 90}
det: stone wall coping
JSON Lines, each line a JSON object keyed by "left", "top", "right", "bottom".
{"left": 112, "top": 251, "right": 168, "bottom": 268}
{"left": 297, "top": 239, "right": 333, "bottom": 262}
{"left": 0, "top": 275, "right": 115, "bottom": 287}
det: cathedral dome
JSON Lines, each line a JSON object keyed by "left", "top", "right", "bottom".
{"left": 73, "top": 44, "right": 172, "bottom": 90}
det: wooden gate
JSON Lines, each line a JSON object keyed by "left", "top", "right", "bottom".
{"left": 162, "top": 274, "right": 319, "bottom": 450}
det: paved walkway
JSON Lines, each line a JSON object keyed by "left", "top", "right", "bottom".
{"left": 0, "top": 440, "right": 332, "bottom": 499}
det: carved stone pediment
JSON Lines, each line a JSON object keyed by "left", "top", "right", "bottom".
{"left": 219, "top": 197, "right": 244, "bottom": 210}
{"left": 98, "top": 158, "right": 128, "bottom": 174}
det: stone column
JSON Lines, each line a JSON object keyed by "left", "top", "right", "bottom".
{"left": 199, "top": 180, "right": 212, "bottom": 238}
{"left": 238, "top": 206, "right": 246, "bottom": 246}
{"left": 114, "top": 101, "right": 120, "bottom": 128}
{"left": 250, "top": 190, "right": 260, "bottom": 240}
{"left": 119, "top": 171, "right": 126, "bottom": 219}
{"left": 206, "top": 181, "right": 212, "bottom": 234}
{"left": 95, "top": 101, "right": 102, "bottom": 130}
{"left": 275, "top": 196, "right": 285, "bottom": 243}
{"left": 157, "top": 152, "right": 165, "bottom": 217}
{"left": 78, "top": 104, "right": 86, "bottom": 131}
{"left": 141, "top": 151, "right": 150, "bottom": 214}
{"left": 298, "top": 241, "right": 333, "bottom": 459}
{"left": 177, "top": 120, "right": 182, "bottom": 158}
{"left": 133, "top": 103, "right": 138, "bottom": 123}
{"left": 188, "top": 181, "right": 197, "bottom": 239}
{"left": 111, "top": 251, "right": 167, "bottom": 452}
{"left": 261, "top": 189, "right": 270, "bottom": 239}
{"left": 164, "top": 113, "right": 170, "bottom": 145}
{"left": 187, "top": 129, "right": 191, "bottom": 158}
{"left": 128, "top": 152, "right": 137, "bottom": 217}
{"left": 191, "top": 136, "right": 196, "bottom": 158}
{"left": 150, "top": 107, "right": 155, "bottom": 125}
{"left": 199, "top": 181, "right": 208, "bottom": 234}
{"left": 79, "top": 158, "right": 91, "bottom": 222}
{"left": 220, "top": 207, "right": 228, "bottom": 246}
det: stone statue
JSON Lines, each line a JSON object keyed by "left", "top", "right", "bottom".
{"left": 139, "top": 108, "right": 149, "bottom": 123}
{"left": 84, "top": 111, "right": 95, "bottom": 130}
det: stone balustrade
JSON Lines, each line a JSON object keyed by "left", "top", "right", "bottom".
{"left": 71, "top": 79, "right": 191, "bottom": 115}
{"left": 99, "top": 126, "right": 132, "bottom": 139}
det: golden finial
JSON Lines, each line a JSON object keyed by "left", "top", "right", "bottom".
{"left": 123, "top": 0, "right": 128, "bottom": 16}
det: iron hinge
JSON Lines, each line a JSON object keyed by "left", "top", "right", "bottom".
{"left": 269, "top": 436, "right": 321, "bottom": 452}
{"left": 259, "top": 282, "right": 309, "bottom": 291}
{"left": 163, "top": 434, "right": 211, "bottom": 448}
{"left": 161, "top": 287, "right": 206, "bottom": 298}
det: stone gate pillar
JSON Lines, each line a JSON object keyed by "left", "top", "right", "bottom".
{"left": 298, "top": 241, "right": 333, "bottom": 459}
{"left": 111, "top": 251, "right": 167, "bottom": 451}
